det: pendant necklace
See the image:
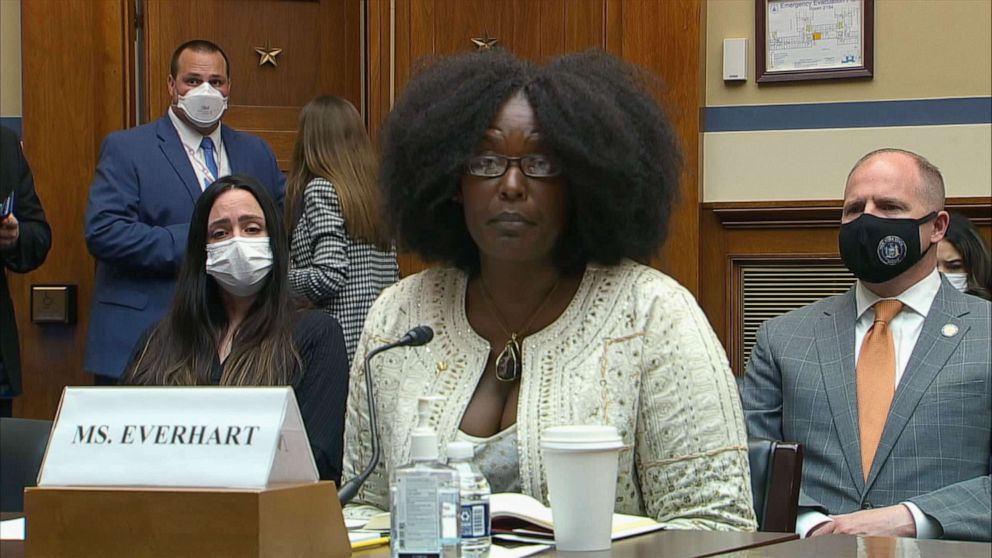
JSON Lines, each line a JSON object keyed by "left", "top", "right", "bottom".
{"left": 477, "top": 276, "right": 562, "bottom": 382}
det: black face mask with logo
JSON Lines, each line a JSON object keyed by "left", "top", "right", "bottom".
{"left": 838, "top": 212, "right": 937, "bottom": 284}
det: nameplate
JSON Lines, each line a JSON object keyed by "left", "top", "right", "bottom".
{"left": 38, "top": 387, "right": 318, "bottom": 489}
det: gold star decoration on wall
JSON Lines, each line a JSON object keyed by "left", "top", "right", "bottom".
{"left": 254, "top": 43, "right": 282, "bottom": 67}
{"left": 470, "top": 32, "right": 498, "bottom": 51}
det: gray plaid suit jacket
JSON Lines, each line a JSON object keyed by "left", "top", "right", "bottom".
{"left": 741, "top": 277, "right": 991, "bottom": 541}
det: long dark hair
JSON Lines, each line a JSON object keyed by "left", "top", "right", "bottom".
{"left": 945, "top": 211, "right": 992, "bottom": 301}
{"left": 125, "top": 175, "right": 301, "bottom": 385}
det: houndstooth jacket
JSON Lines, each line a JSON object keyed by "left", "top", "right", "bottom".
{"left": 289, "top": 177, "right": 398, "bottom": 362}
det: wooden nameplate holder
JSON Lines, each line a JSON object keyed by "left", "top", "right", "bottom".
{"left": 23, "top": 481, "right": 351, "bottom": 558}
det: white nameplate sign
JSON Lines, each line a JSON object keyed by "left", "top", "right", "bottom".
{"left": 38, "top": 386, "right": 318, "bottom": 489}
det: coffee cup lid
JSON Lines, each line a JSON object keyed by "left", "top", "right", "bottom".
{"left": 541, "top": 425, "right": 622, "bottom": 450}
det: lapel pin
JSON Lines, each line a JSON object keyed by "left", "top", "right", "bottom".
{"left": 941, "top": 324, "right": 959, "bottom": 337}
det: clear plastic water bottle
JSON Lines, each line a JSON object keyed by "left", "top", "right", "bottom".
{"left": 391, "top": 397, "right": 460, "bottom": 558}
{"left": 447, "top": 441, "right": 491, "bottom": 557}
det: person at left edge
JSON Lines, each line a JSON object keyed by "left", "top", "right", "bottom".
{"left": 84, "top": 40, "right": 284, "bottom": 383}
{"left": 1, "top": 126, "right": 52, "bottom": 417}
{"left": 123, "top": 175, "right": 349, "bottom": 484}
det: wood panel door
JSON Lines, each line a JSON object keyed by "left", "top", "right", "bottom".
{"left": 611, "top": 0, "right": 704, "bottom": 294}
{"left": 369, "top": 0, "right": 703, "bottom": 293}
{"left": 370, "top": 0, "right": 608, "bottom": 130}
{"left": 143, "top": 0, "right": 363, "bottom": 169}
{"left": 18, "top": 0, "right": 137, "bottom": 419}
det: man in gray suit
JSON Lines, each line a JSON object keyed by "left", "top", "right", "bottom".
{"left": 742, "top": 148, "right": 990, "bottom": 542}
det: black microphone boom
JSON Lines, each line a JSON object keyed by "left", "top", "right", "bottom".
{"left": 397, "top": 325, "right": 434, "bottom": 347}
{"left": 337, "top": 325, "right": 435, "bottom": 505}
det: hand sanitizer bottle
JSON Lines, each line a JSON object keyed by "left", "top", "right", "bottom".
{"left": 390, "top": 396, "right": 460, "bottom": 558}
{"left": 446, "top": 441, "right": 491, "bottom": 557}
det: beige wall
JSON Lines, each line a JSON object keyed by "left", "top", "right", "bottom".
{"left": 0, "top": 0, "right": 21, "bottom": 117}
{"left": 706, "top": 0, "right": 992, "bottom": 106}
{"left": 704, "top": 124, "right": 992, "bottom": 202}
{"left": 703, "top": 0, "right": 992, "bottom": 202}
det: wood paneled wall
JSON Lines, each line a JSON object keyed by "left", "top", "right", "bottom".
{"left": 143, "top": 0, "right": 362, "bottom": 170}
{"left": 14, "top": 0, "right": 136, "bottom": 418}
{"left": 14, "top": 0, "right": 701, "bottom": 419}
{"left": 699, "top": 197, "right": 992, "bottom": 375}
{"left": 611, "top": 0, "right": 704, "bottom": 293}
{"left": 11, "top": 0, "right": 989, "bottom": 418}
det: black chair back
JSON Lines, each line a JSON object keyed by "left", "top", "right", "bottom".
{"left": 748, "top": 438, "right": 803, "bottom": 532}
{"left": 0, "top": 417, "right": 53, "bottom": 512}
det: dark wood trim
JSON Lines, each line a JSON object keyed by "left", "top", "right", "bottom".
{"left": 709, "top": 200, "right": 846, "bottom": 229}
{"left": 704, "top": 197, "right": 992, "bottom": 228}
{"left": 755, "top": 0, "right": 874, "bottom": 84}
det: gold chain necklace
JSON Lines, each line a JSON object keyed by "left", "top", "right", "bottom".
{"left": 477, "top": 276, "right": 562, "bottom": 382}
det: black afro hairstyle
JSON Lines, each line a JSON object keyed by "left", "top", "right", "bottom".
{"left": 379, "top": 48, "right": 683, "bottom": 272}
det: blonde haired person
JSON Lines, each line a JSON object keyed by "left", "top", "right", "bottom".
{"left": 286, "top": 96, "right": 399, "bottom": 362}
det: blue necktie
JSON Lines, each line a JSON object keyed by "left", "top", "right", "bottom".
{"left": 200, "top": 137, "right": 219, "bottom": 188}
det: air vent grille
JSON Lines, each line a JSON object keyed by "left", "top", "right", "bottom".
{"left": 740, "top": 264, "right": 856, "bottom": 369}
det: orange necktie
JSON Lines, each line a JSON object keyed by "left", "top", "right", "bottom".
{"left": 856, "top": 299, "right": 904, "bottom": 480}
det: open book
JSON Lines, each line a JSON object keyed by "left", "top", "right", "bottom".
{"left": 361, "top": 492, "right": 663, "bottom": 542}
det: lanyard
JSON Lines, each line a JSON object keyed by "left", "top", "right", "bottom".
{"left": 184, "top": 140, "right": 223, "bottom": 184}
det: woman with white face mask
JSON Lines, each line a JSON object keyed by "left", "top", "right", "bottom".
{"left": 123, "top": 175, "right": 351, "bottom": 484}
{"left": 176, "top": 81, "right": 228, "bottom": 129}
{"left": 938, "top": 211, "right": 992, "bottom": 301}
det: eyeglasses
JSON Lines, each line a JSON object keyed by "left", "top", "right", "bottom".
{"left": 465, "top": 154, "right": 562, "bottom": 178}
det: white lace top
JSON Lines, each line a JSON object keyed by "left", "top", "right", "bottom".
{"left": 455, "top": 426, "right": 521, "bottom": 494}
{"left": 342, "top": 260, "right": 756, "bottom": 530}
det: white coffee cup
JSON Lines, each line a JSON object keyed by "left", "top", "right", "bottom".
{"left": 541, "top": 425, "right": 624, "bottom": 551}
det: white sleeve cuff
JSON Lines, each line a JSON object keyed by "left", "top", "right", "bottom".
{"left": 795, "top": 509, "right": 832, "bottom": 538}
{"left": 903, "top": 502, "right": 941, "bottom": 539}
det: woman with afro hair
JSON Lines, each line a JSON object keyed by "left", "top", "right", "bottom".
{"left": 342, "top": 49, "right": 756, "bottom": 530}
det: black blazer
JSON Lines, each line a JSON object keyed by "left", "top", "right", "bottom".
{"left": 1, "top": 126, "right": 52, "bottom": 396}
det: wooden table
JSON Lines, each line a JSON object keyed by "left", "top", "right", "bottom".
{"left": 722, "top": 534, "right": 992, "bottom": 557}
{"left": 354, "top": 531, "right": 798, "bottom": 558}
{"left": 1, "top": 521, "right": 794, "bottom": 558}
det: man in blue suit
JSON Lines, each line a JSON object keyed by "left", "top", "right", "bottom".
{"left": 84, "top": 40, "right": 284, "bottom": 381}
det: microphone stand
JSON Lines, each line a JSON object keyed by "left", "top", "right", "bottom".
{"left": 338, "top": 327, "right": 433, "bottom": 505}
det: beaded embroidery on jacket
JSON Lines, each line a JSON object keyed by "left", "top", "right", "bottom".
{"left": 341, "top": 259, "right": 756, "bottom": 530}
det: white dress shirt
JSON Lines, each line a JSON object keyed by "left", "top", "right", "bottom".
{"left": 797, "top": 269, "right": 943, "bottom": 539}
{"left": 167, "top": 107, "right": 231, "bottom": 190}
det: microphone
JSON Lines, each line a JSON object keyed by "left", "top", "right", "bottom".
{"left": 338, "top": 325, "right": 435, "bottom": 505}
{"left": 396, "top": 325, "right": 434, "bottom": 347}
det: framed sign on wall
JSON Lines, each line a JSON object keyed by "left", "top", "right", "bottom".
{"left": 755, "top": 0, "right": 874, "bottom": 83}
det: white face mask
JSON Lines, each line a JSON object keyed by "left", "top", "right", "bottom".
{"left": 944, "top": 272, "right": 969, "bottom": 292}
{"left": 177, "top": 82, "right": 228, "bottom": 127}
{"left": 205, "top": 237, "right": 273, "bottom": 297}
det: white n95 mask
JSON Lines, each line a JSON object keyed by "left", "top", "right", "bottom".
{"left": 944, "top": 272, "right": 969, "bottom": 293}
{"left": 177, "top": 82, "right": 228, "bottom": 126}
{"left": 205, "top": 237, "right": 273, "bottom": 297}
